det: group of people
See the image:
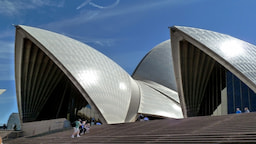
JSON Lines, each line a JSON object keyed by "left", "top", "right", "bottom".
{"left": 137, "top": 114, "right": 149, "bottom": 121}
{"left": 236, "top": 107, "right": 250, "bottom": 114}
{"left": 1, "top": 124, "right": 16, "bottom": 130}
{"left": 71, "top": 119, "right": 91, "bottom": 138}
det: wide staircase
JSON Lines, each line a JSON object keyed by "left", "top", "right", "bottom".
{"left": 5, "top": 112, "right": 256, "bottom": 143}
{"left": 0, "top": 130, "right": 23, "bottom": 142}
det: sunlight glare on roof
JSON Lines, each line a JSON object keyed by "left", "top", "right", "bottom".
{"left": 220, "top": 40, "right": 244, "bottom": 58}
{"left": 78, "top": 69, "right": 99, "bottom": 85}
{"left": 119, "top": 82, "right": 127, "bottom": 90}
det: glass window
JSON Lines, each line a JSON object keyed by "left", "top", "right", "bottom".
{"left": 241, "top": 82, "right": 249, "bottom": 110}
{"left": 249, "top": 89, "right": 256, "bottom": 112}
{"left": 234, "top": 76, "right": 241, "bottom": 109}
{"left": 226, "top": 71, "right": 234, "bottom": 114}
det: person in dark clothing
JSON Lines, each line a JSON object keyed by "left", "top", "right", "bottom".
{"left": 13, "top": 124, "right": 17, "bottom": 131}
{"left": 80, "top": 120, "right": 86, "bottom": 135}
{"left": 3, "top": 124, "right": 7, "bottom": 130}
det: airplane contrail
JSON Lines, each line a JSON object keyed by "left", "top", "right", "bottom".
{"left": 76, "top": 0, "right": 91, "bottom": 10}
{"left": 77, "top": 0, "right": 120, "bottom": 10}
{"left": 89, "top": 0, "right": 120, "bottom": 9}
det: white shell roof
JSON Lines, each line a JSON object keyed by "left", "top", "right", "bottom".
{"left": 15, "top": 25, "right": 185, "bottom": 124}
{"left": 16, "top": 25, "right": 135, "bottom": 124}
{"left": 171, "top": 26, "right": 256, "bottom": 92}
{"left": 141, "top": 80, "right": 180, "bottom": 103}
{"left": 137, "top": 81, "right": 183, "bottom": 118}
{"left": 132, "top": 40, "right": 177, "bottom": 91}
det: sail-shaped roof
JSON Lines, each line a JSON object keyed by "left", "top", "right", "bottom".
{"left": 171, "top": 26, "right": 256, "bottom": 93}
{"left": 15, "top": 25, "right": 184, "bottom": 124}
{"left": 15, "top": 25, "right": 139, "bottom": 124}
{"left": 171, "top": 26, "right": 256, "bottom": 117}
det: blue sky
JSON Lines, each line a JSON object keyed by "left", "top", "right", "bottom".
{"left": 0, "top": 0, "right": 256, "bottom": 125}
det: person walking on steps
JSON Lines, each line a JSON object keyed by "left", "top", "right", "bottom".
{"left": 71, "top": 119, "right": 82, "bottom": 138}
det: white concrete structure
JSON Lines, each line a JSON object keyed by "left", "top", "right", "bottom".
{"left": 15, "top": 25, "right": 183, "bottom": 125}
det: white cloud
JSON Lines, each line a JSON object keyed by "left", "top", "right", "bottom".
{"left": 0, "top": 41, "right": 14, "bottom": 59}
{"left": 42, "top": 0, "right": 200, "bottom": 47}
{"left": 0, "top": 0, "right": 65, "bottom": 15}
{"left": 0, "top": 40, "right": 15, "bottom": 80}
{"left": 31, "top": 0, "right": 65, "bottom": 7}
{"left": 42, "top": 0, "right": 184, "bottom": 47}
{"left": 110, "top": 50, "right": 147, "bottom": 74}
{"left": 0, "top": 41, "right": 14, "bottom": 51}
{"left": 0, "top": 95, "right": 16, "bottom": 104}
{"left": 0, "top": 30, "right": 14, "bottom": 39}
{"left": 0, "top": 64, "right": 15, "bottom": 81}
{"left": 46, "top": 0, "right": 195, "bottom": 29}
{"left": 61, "top": 10, "right": 100, "bottom": 26}
{"left": 90, "top": 39, "right": 115, "bottom": 47}
{"left": 80, "top": 38, "right": 116, "bottom": 47}
{"left": 63, "top": 33, "right": 116, "bottom": 47}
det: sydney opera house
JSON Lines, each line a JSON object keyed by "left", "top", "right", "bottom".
{"left": 15, "top": 25, "right": 256, "bottom": 129}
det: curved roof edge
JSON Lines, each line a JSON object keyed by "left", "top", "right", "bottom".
{"left": 132, "top": 39, "right": 177, "bottom": 91}
{"left": 15, "top": 25, "right": 139, "bottom": 124}
{"left": 170, "top": 26, "right": 256, "bottom": 117}
{"left": 136, "top": 80, "right": 183, "bottom": 119}
{"left": 171, "top": 26, "right": 256, "bottom": 93}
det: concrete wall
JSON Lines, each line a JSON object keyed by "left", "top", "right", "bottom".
{"left": 213, "top": 87, "right": 228, "bottom": 116}
{"left": 21, "top": 118, "right": 70, "bottom": 137}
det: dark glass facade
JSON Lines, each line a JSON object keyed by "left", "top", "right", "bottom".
{"left": 179, "top": 40, "right": 256, "bottom": 117}
{"left": 179, "top": 40, "right": 226, "bottom": 117}
{"left": 227, "top": 71, "right": 256, "bottom": 113}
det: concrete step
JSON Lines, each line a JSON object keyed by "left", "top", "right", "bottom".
{"left": 5, "top": 112, "right": 256, "bottom": 143}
